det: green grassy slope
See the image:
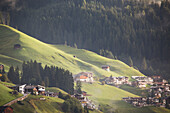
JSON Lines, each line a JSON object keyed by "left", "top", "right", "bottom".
{"left": 11, "top": 95, "right": 64, "bottom": 113}
{"left": 54, "top": 45, "right": 144, "bottom": 77}
{"left": 82, "top": 82, "right": 170, "bottom": 113}
{"left": 46, "top": 87, "right": 68, "bottom": 95}
{"left": 0, "top": 83, "right": 23, "bottom": 106}
{"left": 0, "top": 24, "right": 144, "bottom": 78}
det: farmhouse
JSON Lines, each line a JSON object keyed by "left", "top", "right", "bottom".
{"left": 73, "top": 72, "right": 93, "bottom": 83}
{"left": 101, "top": 65, "right": 110, "bottom": 71}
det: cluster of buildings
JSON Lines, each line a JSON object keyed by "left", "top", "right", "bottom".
{"left": 130, "top": 75, "right": 168, "bottom": 88}
{"left": 103, "top": 75, "right": 168, "bottom": 89}
{"left": 72, "top": 93, "right": 96, "bottom": 110}
{"left": 122, "top": 76, "right": 170, "bottom": 108}
{"left": 122, "top": 96, "right": 170, "bottom": 107}
{"left": 104, "top": 76, "right": 129, "bottom": 85}
{"left": 9, "top": 84, "right": 60, "bottom": 97}
{"left": 9, "top": 84, "right": 46, "bottom": 95}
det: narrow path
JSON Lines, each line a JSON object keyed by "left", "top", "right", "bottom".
{"left": 3, "top": 94, "right": 29, "bottom": 106}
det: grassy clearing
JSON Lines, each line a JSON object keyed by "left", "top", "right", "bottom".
{"left": 0, "top": 84, "right": 23, "bottom": 106}
{"left": 46, "top": 87, "right": 68, "bottom": 95}
{"left": 11, "top": 95, "right": 64, "bottom": 113}
{"left": 119, "top": 84, "right": 149, "bottom": 97}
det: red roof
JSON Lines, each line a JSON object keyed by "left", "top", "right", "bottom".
{"left": 80, "top": 75, "right": 88, "bottom": 79}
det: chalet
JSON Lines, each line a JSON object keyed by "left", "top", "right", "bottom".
{"left": 37, "top": 85, "right": 45, "bottom": 95}
{"left": 19, "top": 84, "right": 26, "bottom": 94}
{"left": 0, "top": 106, "right": 13, "bottom": 113}
{"left": 101, "top": 65, "right": 110, "bottom": 71}
{"left": 73, "top": 72, "right": 93, "bottom": 83}
{"left": 24, "top": 85, "right": 38, "bottom": 95}
{"left": 45, "top": 91, "right": 55, "bottom": 97}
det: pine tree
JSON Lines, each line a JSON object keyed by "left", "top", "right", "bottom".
{"left": 7, "top": 66, "right": 16, "bottom": 83}
{"left": 15, "top": 66, "right": 20, "bottom": 84}
{"left": 76, "top": 81, "right": 82, "bottom": 94}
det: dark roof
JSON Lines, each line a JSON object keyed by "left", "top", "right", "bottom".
{"left": 25, "top": 85, "right": 36, "bottom": 89}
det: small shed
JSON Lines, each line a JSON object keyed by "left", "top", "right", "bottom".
{"left": 101, "top": 65, "right": 110, "bottom": 71}
{"left": 14, "top": 44, "right": 21, "bottom": 49}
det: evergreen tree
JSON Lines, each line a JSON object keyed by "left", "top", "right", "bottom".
{"left": 8, "top": 66, "right": 16, "bottom": 83}
{"left": 14, "top": 66, "right": 20, "bottom": 84}
{"left": 76, "top": 81, "right": 82, "bottom": 94}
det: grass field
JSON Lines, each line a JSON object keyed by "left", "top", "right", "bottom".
{"left": 0, "top": 84, "right": 23, "bottom": 106}
{"left": 11, "top": 95, "right": 64, "bottom": 113}
{"left": 46, "top": 87, "right": 68, "bottom": 95}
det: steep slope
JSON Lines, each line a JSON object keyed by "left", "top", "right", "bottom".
{"left": 54, "top": 45, "right": 144, "bottom": 77}
{"left": 0, "top": 83, "right": 23, "bottom": 106}
{"left": 0, "top": 24, "right": 144, "bottom": 78}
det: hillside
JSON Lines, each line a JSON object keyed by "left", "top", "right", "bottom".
{"left": 0, "top": 24, "right": 144, "bottom": 78}
{"left": 0, "top": 83, "right": 22, "bottom": 106}
{"left": 11, "top": 95, "right": 64, "bottom": 113}
{"left": 0, "top": 25, "right": 170, "bottom": 113}
{"left": 82, "top": 82, "right": 170, "bottom": 113}
{"left": 7, "top": 0, "right": 170, "bottom": 79}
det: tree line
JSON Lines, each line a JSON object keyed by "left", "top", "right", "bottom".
{"left": 6, "top": 60, "right": 74, "bottom": 94}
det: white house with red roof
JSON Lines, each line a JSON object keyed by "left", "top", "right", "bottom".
{"left": 73, "top": 72, "right": 93, "bottom": 83}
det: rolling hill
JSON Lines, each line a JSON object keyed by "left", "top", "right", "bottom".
{"left": 0, "top": 24, "right": 144, "bottom": 78}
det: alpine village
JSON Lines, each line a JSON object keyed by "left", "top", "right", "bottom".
{"left": 0, "top": 0, "right": 170, "bottom": 113}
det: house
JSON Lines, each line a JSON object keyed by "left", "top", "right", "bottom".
{"left": 0, "top": 106, "right": 13, "bottom": 113}
{"left": 73, "top": 72, "right": 93, "bottom": 83}
{"left": 19, "top": 84, "right": 26, "bottom": 94}
{"left": 138, "top": 81, "right": 147, "bottom": 88}
{"left": 101, "top": 65, "right": 110, "bottom": 71}
{"left": 37, "top": 85, "right": 45, "bottom": 95}
{"left": 45, "top": 91, "right": 54, "bottom": 97}
{"left": 24, "top": 85, "right": 38, "bottom": 95}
